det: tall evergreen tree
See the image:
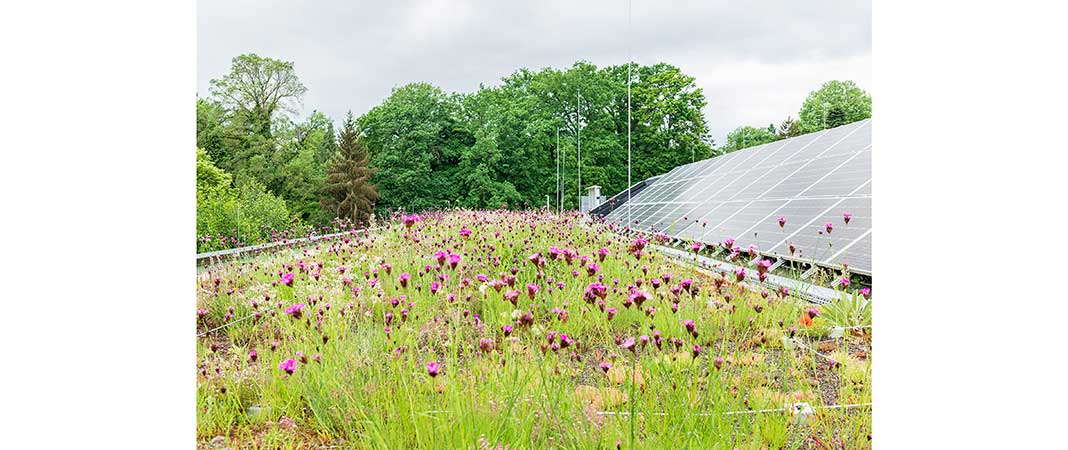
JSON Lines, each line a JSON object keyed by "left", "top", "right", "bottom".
{"left": 322, "top": 112, "right": 379, "bottom": 225}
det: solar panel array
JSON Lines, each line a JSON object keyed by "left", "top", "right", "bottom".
{"left": 605, "top": 119, "right": 872, "bottom": 274}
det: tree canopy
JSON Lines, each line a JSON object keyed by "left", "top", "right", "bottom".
{"left": 798, "top": 80, "right": 872, "bottom": 133}
{"left": 196, "top": 52, "right": 871, "bottom": 250}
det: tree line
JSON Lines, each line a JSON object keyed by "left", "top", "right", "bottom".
{"left": 196, "top": 53, "right": 871, "bottom": 250}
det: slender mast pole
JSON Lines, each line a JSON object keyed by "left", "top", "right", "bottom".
{"left": 627, "top": 0, "right": 633, "bottom": 228}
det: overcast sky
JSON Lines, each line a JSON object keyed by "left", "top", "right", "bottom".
{"left": 198, "top": 0, "right": 871, "bottom": 145}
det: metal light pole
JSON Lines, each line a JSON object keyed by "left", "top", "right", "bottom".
{"left": 577, "top": 90, "right": 582, "bottom": 210}
{"left": 557, "top": 128, "right": 561, "bottom": 214}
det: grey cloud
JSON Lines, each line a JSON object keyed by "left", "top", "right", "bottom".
{"left": 199, "top": 0, "right": 871, "bottom": 144}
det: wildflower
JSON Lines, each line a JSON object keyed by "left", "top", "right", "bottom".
{"left": 690, "top": 241, "right": 702, "bottom": 253}
{"left": 843, "top": 212, "right": 853, "bottom": 224}
{"left": 692, "top": 344, "right": 702, "bottom": 359}
{"left": 836, "top": 277, "right": 851, "bottom": 290}
{"left": 606, "top": 307, "right": 618, "bottom": 320}
{"left": 248, "top": 350, "right": 258, "bottom": 362}
{"left": 479, "top": 338, "right": 495, "bottom": 353}
{"left": 284, "top": 303, "right": 305, "bottom": 319}
{"left": 713, "top": 356, "right": 724, "bottom": 370}
{"left": 734, "top": 267, "right": 747, "bottom": 282}
{"left": 804, "top": 307, "right": 821, "bottom": 319}
{"left": 460, "top": 227, "right": 472, "bottom": 238}
{"left": 789, "top": 242, "right": 797, "bottom": 256}
{"left": 860, "top": 287, "right": 871, "bottom": 299}
{"left": 448, "top": 253, "right": 461, "bottom": 270}
{"left": 621, "top": 337, "right": 636, "bottom": 353}
{"left": 398, "top": 272, "right": 411, "bottom": 288}
{"left": 279, "top": 358, "right": 297, "bottom": 375}
{"left": 559, "top": 333, "right": 573, "bottom": 349}
{"left": 426, "top": 361, "right": 440, "bottom": 377}
{"left": 778, "top": 217, "right": 786, "bottom": 228}
{"left": 526, "top": 283, "right": 541, "bottom": 300}
{"left": 683, "top": 320, "right": 696, "bottom": 334}
{"left": 825, "top": 222, "right": 834, "bottom": 234}
{"left": 430, "top": 281, "right": 441, "bottom": 294}
{"left": 504, "top": 289, "right": 520, "bottom": 305}
{"left": 502, "top": 324, "right": 513, "bottom": 336}
{"left": 435, "top": 250, "right": 448, "bottom": 266}
{"left": 755, "top": 259, "right": 772, "bottom": 274}
{"left": 548, "top": 246, "right": 562, "bottom": 261}
{"left": 197, "top": 308, "right": 208, "bottom": 319}
{"left": 311, "top": 353, "right": 322, "bottom": 364}
{"left": 599, "top": 361, "right": 612, "bottom": 373}
{"left": 597, "top": 247, "right": 610, "bottom": 262}
{"left": 628, "top": 290, "right": 650, "bottom": 307}
{"left": 279, "top": 272, "right": 295, "bottom": 286}
{"left": 586, "top": 262, "right": 599, "bottom": 276}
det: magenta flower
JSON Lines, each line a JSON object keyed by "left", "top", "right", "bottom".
{"left": 843, "top": 212, "right": 853, "bottom": 224}
{"left": 597, "top": 247, "right": 610, "bottom": 262}
{"left": 430, "top": 281, "right": 441, "bottom": 294}
{"left": 586, "top": 262, "right": 599, "bottom": 276}
{"left": 434, "top": 250, "right": 448, "bottom": 266}
{"left": 425, "top": 361, "right": 440, "bottom": 377}
{"left": 690, "top": 241, "right": 702, "bottom": 253}
{"left": 279, "top": 272, "right": 295, "bottom": 286}
{"left": 599, "top": 361, "right": 612, "bottom": 373}
{"left": 248, "top": 350, "right": 258, "bottom": 362}
{"left": 448, "top": 253, "right": 461, "bottom": 270}
{"left": 460, "top": 227, "right": 472, "bottom": 238}
{"left": 778, "top": 217, "right": 786, "bottom": 228}
{"left": 548, "top": 246, "right": 562, "bottom": 261}
{"left": 692, "top": 344, "right": 702, "bottom": 359}
{"left": 284, "top": 303, "right": 305, "bottom": 319}
{"left": 713, "top": 356, "right": 724, "bottom": 370}
{"left": 825, "top": 222, "right": 834, "bottom": 234}
{"left": 504, "top": 289, "right": 520, "bottom": 305}
{"left": 621, "top": 337, "right": 636, "bottom": 353}
{"left": 804, "top": 307, "right": 821, "bottom": 319}
{"left": 479, "top": 338, "right": 495, "bottom": 353}
{"left": 837, "top": 277, "right": 850, "bottom": 289}
{"left": 860, "top": 287, "right": 871, "bottom": 299}
{"left": 519, "top": 283, "right": 538, "bottom": 300}
{"left": 734, "top": 267, "right": 747, "bottom": 282}
{"left": 628, "top": 290, "right": 650, "bottom": 307}
{"left": 502, "top": 324, "right": 513, "bottom": 336}
{"left": 279, "top": 358, "right": 297, "bottom": 375}
{"left": 583, "top": 282, "right": 608, "bottom": 303}
{"left": 606, "top": 307, "right": 618, "bottom": 320}
{"left": 755, "top": 259, "right": 772, "bottom": 274}
{"left": 398, "top": 272, "right": 411, "bottom": 288}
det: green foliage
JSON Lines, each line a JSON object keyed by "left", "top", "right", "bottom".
{"left": 196, "top": 148, "right": 231, "bottom": 192}
{"left": 355, "top": 61, "right": 713, "bottom": 213}
{"left": 196, "top": 147, "right": 295, "bottom": 251}
{"left": 322, "top": 112, "right": 379, "bottom": 225}
{"left": 723, "top": 125, "right": 778, "bottom": 153}
{"left": 798, "top": 80, "right": 872, "bottom": 133}
{"left": 821, "top": 292, "right": 873, "bottom": 328}
{"left": 358, "top": 82, "right": 465, "bottom": 212}
{"left": 209, "top": 53, "right": 307, "bottom": 137}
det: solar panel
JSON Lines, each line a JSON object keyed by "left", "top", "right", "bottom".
{"left": 605, "top": 119, "right": 872, "bottom": 274}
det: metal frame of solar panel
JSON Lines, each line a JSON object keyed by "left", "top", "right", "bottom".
{"left": 605, "top": 119, "right": 872, "bottom": 276}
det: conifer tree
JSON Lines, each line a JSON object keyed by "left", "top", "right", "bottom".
{"left": 321, "top": 112, "right": 379, "bottom": 225}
